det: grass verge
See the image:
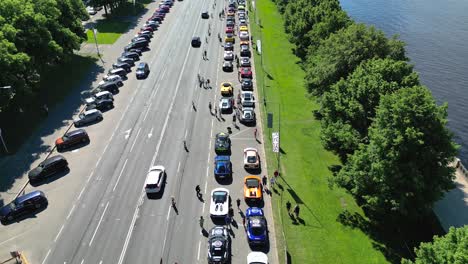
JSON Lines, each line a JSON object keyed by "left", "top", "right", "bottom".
{"left": 0, "top": 54, "right": 97, "bottom": 155}
{"left": 249, "top": 1, "right": 389, "bottom": 263}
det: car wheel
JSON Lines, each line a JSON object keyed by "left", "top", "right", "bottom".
{"left": 97, "top": 116, "right": 103, "bottom": 121}
{"left": 118, "top": 81, "right": 123, "bottom": 87}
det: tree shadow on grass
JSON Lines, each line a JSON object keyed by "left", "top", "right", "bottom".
{"left": 337, "top": 209, "right": 446, "bottom": 263}
{"left": 0, "top": 55, "right": 104, "bottom": 205}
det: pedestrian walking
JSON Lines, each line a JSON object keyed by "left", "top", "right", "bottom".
{"left": 270, "top": 177, "right": 275, "bottom": 189}
{"left": 254, "top": 128, "right": 258, "bottom": 140}
{"left": 229, "top": 207, "right": 234, "bottom": 217}
{"left": 192, "top": 101, "right": 197, "bottom": 111}
{"left": 42, "top": 104, "right": 49, "bottom": 115}
{"left": 236, "top": 198, "right": 241, "bottom": 208}
{"left": 232, "top": 113, "right": 236, "bottom": 124}
{"left": 294, "top": 204, "right": 300, "bottom": 218}
{"left": 206, "top": 78, "right": 211, "bottom": 89}
{"left": 286, "top": 201, "right": 292, "bottom": 215}
{"left": 214, "top": 106, "right": 218, "bottom": 116}
{"left": 225, "top": 215, "right": 231, "bottom": 229}
{"left": 242, "top": 216, "right": 246, "bottom": 229}
{"left": 208, "top": 101, "right": 212, "bottom": 114}
{"left": 183, "top": 140, "right": 188, "bottom": 152}
{"left": 262, "top": 175, "right": 267, "bottom": 186}
{"left": 199, "top": 216, "right": 204, "bottom": 229}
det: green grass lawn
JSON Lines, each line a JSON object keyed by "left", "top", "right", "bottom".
{"left": 249, "top": 1, "right": 389, "bottom": 263}
{"left": 86, "top": 20, "right": 132, "bottom": 44}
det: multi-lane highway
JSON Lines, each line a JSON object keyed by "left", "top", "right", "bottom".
{"left": 0, "top": 0, "right": 277, "bottom": 263}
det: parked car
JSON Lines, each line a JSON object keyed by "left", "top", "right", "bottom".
{"left": 86, "top": 6, "right": 97, "bottom": 15}
{"left": 126, "top": 47, "right": 143, "bottom": 55}
{"left": 96, "top": 81, "right": 119, "bottom": 94}
{"left": 28, "top": 155, "right": 68, "bottom": 183}
{"left": 210, "top": 188, "right": 230, "bottom": 218}
{"left": 224, "top": 42, "right": 234, "bottom": 51}
{"left": 98, "top": 75, "right": 123, "bottom": 87}
{"left": 215, "top": 132, "right": 231, "bottom": 153}
{"left": 0, "top": 191, "right": 48, "bottom": 224}
{"left": 240, "top": 57, "right": 251, "bottom": 67}
{"left": 246, "top": 207, "right": 267, "bottom": 246}
{"left": 222, "top": 61, "right": 233, "bottom": 72}
{"left": 121, "top": 52, "right": 140, "bottom": 62}
{"left": 55, "top": 129, "right": 89, "bottom": 151}
{"left": 207, "top": 226, "right": 230, "bottom": 264}
{"left": 136, "top": 62, "right": 150, "bottom": 79}
{"left": 73, "top": 109, "right": 103, "bottom": 127}
{"left": 145, "top": 165, "right": 166, "bottom": 195}
{"left": 214, "top": 155, "right": 232, "bottom": 178}
{"left": 241, "top": 79, "right": 253, "bottom": 90}
{"left": 112, "top": 62, "right": 132, "bottom": 73}
{"left": 237, "top": 107, "right": 256, "bottom": 124}
{"left": 117, "top": 57, "right": 135, "bottom": 67}
{"left": 239, "top": 67, "right": 253, "bottom": 79}
{"left": 247, "top": 252, "right": 268, "bottom": 264}
{"left": 192, "top": 36, "right": 201, "bottom": 47}
{"left": 244, "top": 148, "right": 260, "bottom": 169}
{"left": 243, "top": 176, "right": 262, "bottom": 202}
{"left": 86, "top": 98, "right": 114, "bottom": 111}
{"left": 108, "top": 68, "right": 127, "bottom": 78}
{"left": 223, "top": 51, "right": 234, "bottom": 61}
{"left": 225, "top": 33, "right": 235, "bottom": 43}
{"left": 241, "top": 91, "right": 255, "bottom": 107}
{"left": 124, "top": 40, "right": 148, "bottom": 51}
{"left": 84, "top": 91, "right": 114, "bottom": 105}
{"left": 240, "top": 45, "right": 251, "bottom": 57}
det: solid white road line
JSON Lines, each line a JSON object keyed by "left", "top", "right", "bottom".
{"left": 177, "top": 161, "right": 181, "bottom": 174}
{"left": 117, "top": 192, "right": 144, "bottom": 264}
{"left": 41, "top": 249, "right": 51, "bottom": 264}
{"left": 112, "top": 159, "right": 128, "bottom": 192}
{"left": 66, "top": 204, "right": 76, "bottom": 220}
{"left": 130, "top": 127, "right": 142, "bottom": 152}
{"left": 87, "top": 171, "right": 94, "bottom": 183}
{"left": 197, "top": 241, "right": 201, "bottom": 261}
{"left": 54, "top": 225, "right": 65, "bottom": 242}
{"left": 80, "top": 259, "right": 84, "bottom": 264}
{"left": 167, "top": 206, "right": 171, "bottom": 220}
{"left": 89, "top": 201, "right": 110, "bottom": 247}
{"left": 77, "top": 185, "right": 86, "bottom": 201}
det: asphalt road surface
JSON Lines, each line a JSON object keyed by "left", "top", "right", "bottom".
{"left": 0, "top": 0, "right": 277, "bottom": 263}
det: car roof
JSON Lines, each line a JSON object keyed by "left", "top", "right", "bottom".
{"left": 138, "top": 62, "right": 148, "bottom": 67}
{"left": 43, "top": 155, "right": 66, "bottom": 164}
{"left": 84, "top": 109, "right": 100, "bottom": 114}
{"left": 215, "top": 155, "right": 230, "bottom": 162}
{"left": 95, "top": 91, "right": 111, "bottom": 96}
{"left": 244, "top": 148, "right": 258, "bottom": 154}
{"left": 16, "top": 191, "right": 45, "bottom": 204}
{"left": 246, "top": 207, "right": 264, "bottom": 217}
{"left": 66, "top": 129, "right": 86, "bottom": 136}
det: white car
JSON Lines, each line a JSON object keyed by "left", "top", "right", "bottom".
{"left": 238, "top": 107, "right": 256, "bottom": 123}
{"left": 98, "top": 75, "right": 123, "bottom": 86}
{"left": 239, "top": 31, "right": 249, "bottom": 41}
{"left": 247, "top": 252, "right": 268, "bottom": 264}
{"left": 84, "top": 91, "right": 114, "bottom": 104}
{"left": 145, "top": 165, "right": 166, "bottom": 194}
{"left": 224, "top": 51, "right": 234, "bottom": 61}
{"left": 241, "top": 91, "right": 255, "bottom": 107}
{"left": 210, "top": 188, "right": 230, "bottom": 218}
{"left": 219, "top": 97, "right": 233, "bottom": 112}
{"left": 86, "top": 6, "right": 97, "bottom": 15}
{"left": 244, "top": 148, "right": 260, "bottom": 169}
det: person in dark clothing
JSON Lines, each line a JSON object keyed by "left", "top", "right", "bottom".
{"left": 286, "top": 201, "right": 292, "bottom": 215}
{"left": 293, "top": 204, "right": 300, "bottom": 218}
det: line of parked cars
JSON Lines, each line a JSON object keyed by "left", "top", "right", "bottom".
{"left": 207, "top": 1, "right": 268, "bottom": 264}
{"left": 0, "top": 0, "right": 176, "bottom": 225}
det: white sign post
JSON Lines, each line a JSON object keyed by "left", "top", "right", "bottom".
{"left": 272, "top": 132, "right": 279, "bottom": 153}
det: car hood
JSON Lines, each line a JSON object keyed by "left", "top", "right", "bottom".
{"left": 85, "top": 97, "right": 95, "bottom": 104}
{"left": 247, "top": 252, "right": 268, "bottom": 264}
{"left": 73, "top": 117, "right": 81, "bottom": 123}
{"left": 28, "top": 167, "right": 43, "bottom": 178}
{"left": 245, "top": 187, "right": 261, "bottom": 198}
{"left": 210, "top": 202, "right": 228, "bottom": 215}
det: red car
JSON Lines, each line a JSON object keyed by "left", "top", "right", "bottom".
{"left": 140, "top": 26, "right": 154, "bottom": 32}
{"left": 239, "top": 67, "right": 252, "bottom": 79}
{"left": 225, "top": 27, "right": 234, "bottom": 34}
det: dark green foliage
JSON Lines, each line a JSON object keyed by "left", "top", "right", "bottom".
{"left": 402, "top": 226, "right": 468, "bottom": 264}
{"left": 304, "top": 23, "right": 407, "bottom": 95}
{"left": 335, "top": 86, "right": 458, "bottom": 220}
{"left": 320, "top": 58, "right": 420, "bottom": 161}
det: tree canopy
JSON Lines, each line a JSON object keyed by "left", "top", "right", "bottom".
{"left": 335, "top": 86, "right": 457, "bottom": 220}
{"left": 402, "top": 226, "right": 468, "bottom": 264}
{"left": 320, "top": 58, "right": 420, "bottom": 161}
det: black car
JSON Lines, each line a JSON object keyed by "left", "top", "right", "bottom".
{"left": 117, "top": 57, "right": 135, "bottom": 66}
{"left": 122, "top": 51, "right": 140, "bottom": 61}
{"left": 0, "top": 191, "right": 48, "bottom": 224}
{"left": 113, "top": 62, "right": 132, "bottom": 73}
{"left": 97, "top": 82, "right": 119, "bottom": 94}
{"left": 224, "top": 42, "right": 234, "bottom": 51}
{"left": 55, "top": 129, "right": 89, "bottom": 151}
{"left": 215, "top": 132, "right": 231, "bottom": 153}
{"left": 86, "top": 98, "right": 114, "bottom": 111}
{"left": 192, "top": 37, "right": 201, "bottom": 47}
{"left": 207, "top": 226, "right": 230, "bottom": 264}
{"left": 126, "top": 47, "right": 143, "bottom": 55}
{"left": 226, "top": 20, "right": 235, "bottom": 27}
{"left": 132, "top": 36, "right": 150, "bottom": 43}
{"left": 136, "top": 62, "right": 150, "bottom": 79}
{"left": 28, "top": 155, "right": 68, "bottom": 182}
{"left": 135, "top": 34, "right": 151, "bottom": 42}
{"left": 241, "top": 79, "right": 253, "bottom": 90}
{"left": 108, "top": 68, "right": 128, "bottom": 78}
{"left": 222, "top": 61, "right": 233, "bottom": 72}
{"left": 125, "top": 40, "right": 148, "bottom": 51}
{"left": 240, "top": 45, "right": 251, "bottom": 58}
{"left": 201, "top": 11, "right": 209, "bottom": 19}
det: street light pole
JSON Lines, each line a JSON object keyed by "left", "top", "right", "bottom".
{"left": 92, "top": 27, "right": 101, "bottom": 57}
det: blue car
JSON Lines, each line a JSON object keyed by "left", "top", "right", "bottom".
{"left": 245, "top": 207, "right": 267, "bottom": 246}
{"left": 214, "top": 156, "right": 232, "bottom": 178}
{"left": 0, "top": 191, "right": 48, "bottom": 224}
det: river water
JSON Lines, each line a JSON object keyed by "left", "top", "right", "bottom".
{"left": 340, "top": 0, "right": 468, "bottom": 163}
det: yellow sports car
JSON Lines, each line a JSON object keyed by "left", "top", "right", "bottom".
{"left": 225, "top": 33, "right": 235, "bottom": 43}
{"left": 220, "top": 82, "right": 233, "bottom": 96}
{"left": 239, "top": 25, "right": 248, "bottom": 32}
{"left": 244, "top": 176, "right": 262, "bottom": 202}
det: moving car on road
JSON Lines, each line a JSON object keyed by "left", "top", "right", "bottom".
{"left": 55, "top": 129, "right": 89, "bottom": 151}
{"left": 136, "top": 62, "right": 150, "bottom": 79}
{"left": 246, "top": 207, "right": 268, "bottom": 246}
{"left": 214, "top": 156, "right": 232, "bottom": 179}
{"left": 215, "top": 132, "right": 231, "bottom": 153}
{"left": 207, "top": 226, "right": 230, "bottom": 264}
{"left": 28, "top": 155, "right": 68, "bottom": 183}
{"left": 244, "top": 176, "right": 262, "bottom": 202}
{"left": 145, "top": 165, "right": 166, "bottom": 194}
{"left": 0, "top": 191, "right": 48, "bottom": 224}
{"left": 210, "top": 188, "right": 230, "bottom": 218}
{"left": 73, "top": 109, "right": 103, "bottom": 127}
{"left": 201, "top": 11, "right": 209, "bottom": 19}
{"left": 192, "top": 36, "right": 202, "bottom": 47}
{"left": 244, "top": 148, "right": 260, "bottom": 169}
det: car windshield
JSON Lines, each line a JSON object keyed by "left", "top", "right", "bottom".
{"left": 247, "top": 155, "right": 257, "bottom": 163}
{"left": 79, "top": 113, "right": 85, "bottom": 119}
{"left": 246, "top": 178, "right": 259, "bottom": 188}
{"left": 8, "top": 201, "right": 17, "bottom": 210}
{"left": 244, "top": 94, "right": 251, "bottom": 100}
{"left": 217, "top": 164, "right": 226, "bottom": 173}
{"left": 138, "top": 64, "right": 146, "bottom": 70}
{"left": 212, "top": 247, "right": 224, "bottom": 257}
{"left": 213, "top": 191, "right": 227, "bottom": 203}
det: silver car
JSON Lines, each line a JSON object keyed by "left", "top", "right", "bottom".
{"left": 224, "top": 51, "right": 234, "bottom": 61}
{"left": 240, "top": 57, "right": 251, "bottom": 67}
{"left": 219, "top": 97, "right": 233, "bottom": 112}
{"left": 74, "top": 109, "right": 103, "bottom": 127}
{"left": 98, "top": 75, "right": 123, "bottom": 87}
{"left": 238, "top": 107, "right": 256, "bottom": 123}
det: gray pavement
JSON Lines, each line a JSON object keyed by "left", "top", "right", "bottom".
{"left": 0, "top": 0, "right": 278, "bottom": 263}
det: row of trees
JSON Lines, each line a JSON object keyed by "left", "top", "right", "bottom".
{"left": 271, "top": 0, "right": 463, "bottom": 261}
{"left": 0, "top": 0, "right": 88, "bottom": 111}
